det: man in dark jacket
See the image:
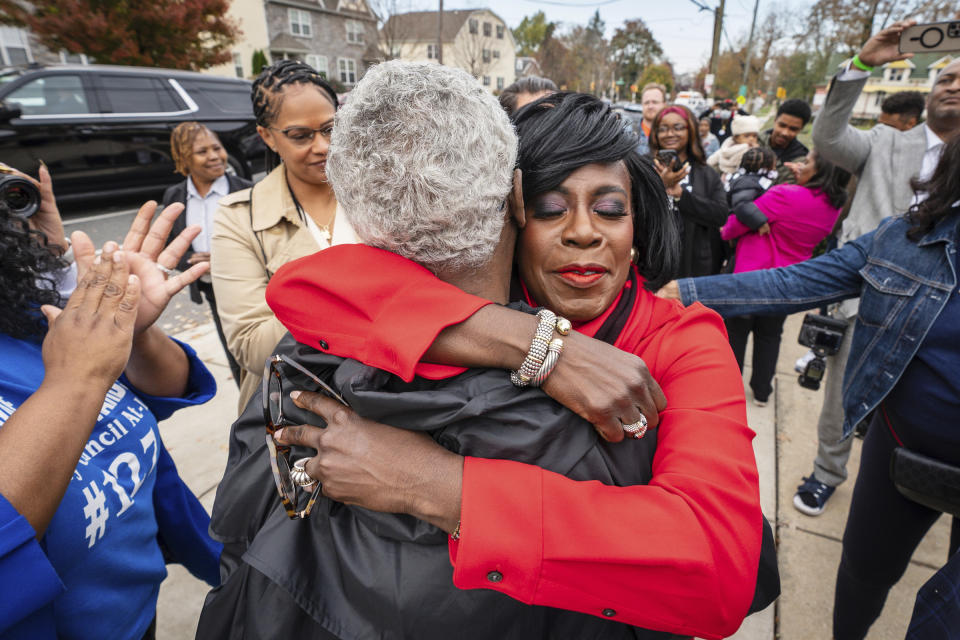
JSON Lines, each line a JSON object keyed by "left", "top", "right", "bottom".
{"left": 759, "top": 98, "right": 811, "bottom": 185}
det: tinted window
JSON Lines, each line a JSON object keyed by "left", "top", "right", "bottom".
{"left": 4, "top": 74, "right": 91, "bottom": 115}
{"left": 178, "top": 79, "right": 251, "bottom": 115}
{"left": 99, "top": 75, "right": 184, "bottom": 113}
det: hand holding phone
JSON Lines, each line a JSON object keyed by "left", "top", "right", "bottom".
{"left": 656, "top": 149, "right": 679, "bottom": 172}
{"left": 900, "top": 21, "right": 960, "bottom": 55}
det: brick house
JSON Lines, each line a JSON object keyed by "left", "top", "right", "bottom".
{"left": 264, "top": 0, "right": 379, "bottom": 88}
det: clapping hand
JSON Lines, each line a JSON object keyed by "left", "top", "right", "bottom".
{"left": 71, "top": 202, "right": 209, "bottom": 335}
{"left": 40, "top": 243, "right": 140, "bottom": 390}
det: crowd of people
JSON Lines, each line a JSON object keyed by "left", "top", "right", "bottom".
{"left": 0, "top": 16, "right": 957, "bottom": 640}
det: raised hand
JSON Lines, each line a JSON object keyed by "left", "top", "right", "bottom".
{"left": 858, "top": 19, "right": 916, "bottom": 68}
{"left": 72, "top": 201, "right": 209, "bottom": 335}
{"left": 40, "top": 243, "right": 140, "bottom": 390}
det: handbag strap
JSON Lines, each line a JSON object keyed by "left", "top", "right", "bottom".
{"left": 880, "top": 402, "right": 905, "bottom": 447}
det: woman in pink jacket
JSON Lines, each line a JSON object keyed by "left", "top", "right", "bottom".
{"left": 721, "top": 150, "right": 851, "bottom": 405}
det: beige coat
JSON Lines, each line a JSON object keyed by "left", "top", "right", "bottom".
{"left": 211, "top": 165, "right": 321, "bottom": 412}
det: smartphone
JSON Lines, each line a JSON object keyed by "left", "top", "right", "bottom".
{"left": 656, "top": 149, "right": 679, "bottom": 171}
{"left": 899, "top": 21, "right": 960, "bottom": 54}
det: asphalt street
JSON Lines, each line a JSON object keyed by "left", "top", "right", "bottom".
{"left": 61, "top": 196, "right": 211, "bottom": 334}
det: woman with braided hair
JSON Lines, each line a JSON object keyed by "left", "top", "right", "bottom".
{"left": 210, "top": 59, "right": 356, "bottom": 410}
{"left": 161, "top": 122, "right": 251, "bottom": 385}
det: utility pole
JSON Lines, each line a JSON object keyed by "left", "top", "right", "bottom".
{"left": 708, "top": 0, "right": 725, "bottom": 78}
{"left": 437, "top": 0, "right": 443, "bottom": 64}
{"left": 741, "top": 0, "right": 761, "bottom": 92}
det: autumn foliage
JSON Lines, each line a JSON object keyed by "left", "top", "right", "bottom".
{"left": 0, "top": 0, "right": 240, "bottom": 70}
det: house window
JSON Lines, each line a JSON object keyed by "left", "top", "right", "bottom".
{"left": 306, "top": 54, "right": 328, "bottom": 78}
{"left": 482, "top": 49, "right": 491, "bottom": 63}
{"left": 60, "top": 50, "right": 89, "bottom": 65}
{"left": 338, "top": 58, "right": 357, "bottom": 84}
{"left": 483, "top": 22, "right": 492, "bottom": 37}
{"left": 482, "top": 75, "right": 490, "bottom": 86}
{"left": 887, "top": 68, "right": 904, "bottom": 82}
{"left": 469, "top": 19, "right": 478, "bottom": 34}
{"left": 497, "top": 76, "right": 504, "bottom": 90}
{"left": 233, "top": 52, "right": 243, "bottom": 78}
{"left": 496, "top": 25, "right": 504, "bottom": 39}
{"left": 492, "top": 49, "right": 500, "bottom": 59}
{"left": 426, "top": 43, "right": 438, "bottom": 60}
{"left": 346, "top": 20, "right": 365, "bottom": 44}
{"left": 289, "top": 9, "right": 311, "bottom": 37}
{"left": 0, "top": 27, "right": 32, "bottom": 66}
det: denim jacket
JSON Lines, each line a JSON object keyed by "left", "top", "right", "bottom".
{"left": 679, "top": 210, "right": 959, "bottom": 438}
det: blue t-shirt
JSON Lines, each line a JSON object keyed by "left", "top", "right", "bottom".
{"left": 885, "top": 234, "right": 960, "bottom": 458}
{"left": 0, "top": 333, "right": 217, "bottom": 640}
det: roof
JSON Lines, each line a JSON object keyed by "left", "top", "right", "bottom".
{"left": 823, "top": 52, "right": 954, "bottom": 80}
{"left": 269, "top": 33, "right": 312, "bottom": 53}
{"left": 381, "top": 9, "right": 499, "bottom": 44}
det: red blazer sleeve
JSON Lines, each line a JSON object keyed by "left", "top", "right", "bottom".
{"left": 266, "top": 244, "right": 490, "bottom": 381}
{"left": 449, "top": 302, "right": 761, "bottom": 639}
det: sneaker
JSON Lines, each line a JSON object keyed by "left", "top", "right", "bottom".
{"left": 753, "top": 398, "right": 768, "bottom": 407}
{"left": 793, "top": 475, "right": 836, "bottom": 516}
{"left": 795, "top": 349, "right": 816, "bottom": 373}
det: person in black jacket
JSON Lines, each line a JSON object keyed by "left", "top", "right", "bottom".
{"left": 161, "top": 122, "right": 251, "bottom": 384}
{"left": 650, "top": 104, "right": 729, "bottom": 277}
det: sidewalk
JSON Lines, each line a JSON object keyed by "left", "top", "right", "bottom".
{"left": 155, "top": 314, "right": 951, "bottom": 639}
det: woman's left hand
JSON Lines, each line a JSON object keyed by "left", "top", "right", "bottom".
{"left": 275, "top": 390, "right": 463, "bottom": 533}
{"left": 72, "top": 201, "right": 210, "bottom": 334}
{"left": 653, "top": 159, "right": 689, "bottom": 197}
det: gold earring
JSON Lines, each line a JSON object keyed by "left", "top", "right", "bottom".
{"left": 630, "top": 247, "right": 639, "bottom": 264}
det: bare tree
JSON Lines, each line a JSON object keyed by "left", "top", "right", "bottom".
{"left": 371, "top": 0, "right": 419, "bottom": 60}
{"left": 452, "top": 26, "right": 497, "bottom": 78}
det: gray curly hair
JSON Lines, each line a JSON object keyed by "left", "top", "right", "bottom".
{"left": 327, "top": 60, "right": 517, "bottom": 271}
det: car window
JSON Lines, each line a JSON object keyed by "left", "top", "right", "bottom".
{"left": 99, "top": 75, "right": 185, "bottom": 113}
{"left": 178, "top": 79, "right": 252, "bottom": 115}
{"left": 4, "top": 75, "right": 91, "bottom": 115}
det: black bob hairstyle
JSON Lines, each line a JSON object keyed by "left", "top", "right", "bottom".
{"left": 511, "top": 92, "right": 680, "bottom": 290}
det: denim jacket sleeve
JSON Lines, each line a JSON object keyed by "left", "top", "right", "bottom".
{"left": 678, "top": 229, "right": 873, "bottom": 317}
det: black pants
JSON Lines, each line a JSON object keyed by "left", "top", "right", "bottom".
{"left": 197, "top": 280, "right": 243, "bottom": 387}
{"left": 833, "top": 410, "right": 960, "bottom": 639}
{"left": 724, "top": 314, "right": 786, "bottom": 402}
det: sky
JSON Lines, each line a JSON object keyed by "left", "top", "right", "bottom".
{"left": 434, "top": 0, "right": 793, "bottom": 74}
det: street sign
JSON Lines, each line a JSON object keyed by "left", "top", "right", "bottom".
{"left": 738, "top": 84, "right": 747, "bottom": 97}
{"left": 776, "top": 86, "right": 787, "bottom": 99}
{"left": 704, "top": 73, "right": 715, "bottom": 94}
{"left": 736, "top": 95, "right": 746, "bottom": 106}
{"left": 630, "top": 84, "right": 638, "bottom": 93}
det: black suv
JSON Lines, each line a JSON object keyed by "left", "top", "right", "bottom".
{"left": 0, "top": 64, "right": 265, "bottom": 202}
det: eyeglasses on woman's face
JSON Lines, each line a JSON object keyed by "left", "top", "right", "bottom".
{"left": 270, "top": 125, "right": 334, "bottom": 147}
{"left": 262, "top": 353, "right": 348, "bottom": 519}
{"left": 657, "top": 123, "right": 688, "bottom": 135}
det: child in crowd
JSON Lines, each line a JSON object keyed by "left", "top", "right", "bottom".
{"left": 708, "top": 114, "right": 761, "bottom": 180}
{"left": 728, "top": 147, "right": 778, "bottom": 230}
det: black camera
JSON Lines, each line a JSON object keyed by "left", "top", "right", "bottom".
{"left": 0, "top": 174, "right": 40, "bottom": 218}
{"left": 797, "top": 313, "right": 848, "bottom": 390}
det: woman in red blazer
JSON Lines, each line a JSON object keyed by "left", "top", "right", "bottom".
{"left": 206, "top": 66, "right": 768, "bottom": 639}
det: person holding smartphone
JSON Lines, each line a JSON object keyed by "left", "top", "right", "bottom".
{"left": 650, "top": 104, "right": 728, "bottom": 277}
